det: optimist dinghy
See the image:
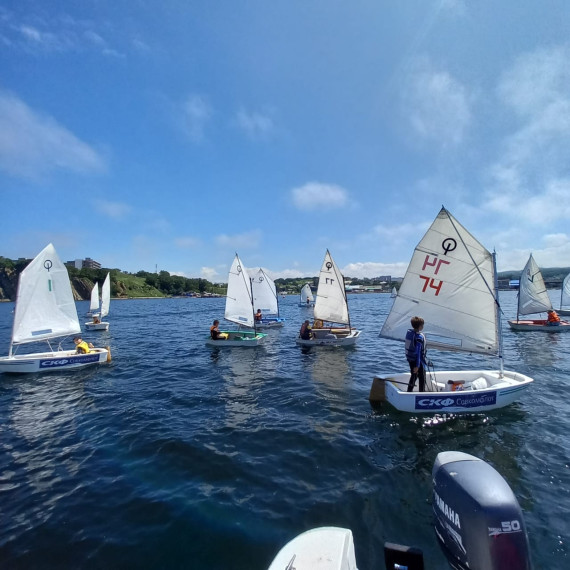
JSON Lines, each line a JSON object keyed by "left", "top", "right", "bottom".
{"left": 299, "top": 283, "right": 314, "bottom": 307}
{"left": 0, "top": 244, "right": 109, "bottom": 374}
{"left": 205, "top": 254, "right": 267, "bottom": 347}
{"left": 251, "top": 268, "right": 285, "bottom": 329}
{"left": 370, "top": 207, "right": 533, "bottom": 413}
{"left": 508, "top": 254, "right": 570, "bottom": 332}
{"left": 296, "top": 250, "right": 361, "bottom": 347}
{"left": 85, "top": 273, "right": 111, "bottom": 331}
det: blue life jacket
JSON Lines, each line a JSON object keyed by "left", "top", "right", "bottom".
{"left": 405, "top": 329, "right": 416, "bottom": 362}
{"left": 405, "top": 329, "right": 426, "bottom": 365}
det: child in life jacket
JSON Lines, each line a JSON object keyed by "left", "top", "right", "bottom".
{"left": 404, "top": 316, "right": 427, "bottom": 392}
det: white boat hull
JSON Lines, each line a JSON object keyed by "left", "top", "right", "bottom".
{"left": 299, "top": 303, "right": 314, "bottom": 307}
{"left": 296, "top": 328, "right": 361, "bottom": 347}
{"left": 507, "top": 319, "right": 570, "bottom": 332}
{"left": 369, "top": 369, "right": 533, "bottom": 413}
{"left": 268, "top": 527, "right": 357, "bottom": 570}
{"left": 205, "top": 330, "right": 267, "bottom": 347}
{"left": 85, "top": 321, "right": 110, "bottom": 331}
{"left": 256, "top": 318, "right": 285, "bottom": 329}
{"left": 0, "top": 348, "right": 109, "bottom": 374}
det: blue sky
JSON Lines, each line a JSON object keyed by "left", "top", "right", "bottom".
{"left": 2, "top": 1, "right": 570, "bottom": 282}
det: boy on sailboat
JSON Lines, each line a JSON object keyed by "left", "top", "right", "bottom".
{"left": 405, "top": 316, "right": 427, "bottom": 392}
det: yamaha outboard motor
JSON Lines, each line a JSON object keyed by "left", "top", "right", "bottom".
{"left": 433, "top": 451, "right": 532, "bottom": 570}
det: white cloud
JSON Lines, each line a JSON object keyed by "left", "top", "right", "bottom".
{"left": 342, "top": 261, "right": 409, "bottom": 279}
{"left": 94, "top": 200, "right": 131, "bottom": 220}
{"left": 485, "top": 45, "right": 570, "bottom": 221}
{"left": 175, "top": 236, "right": 202, "bottom": 249}
{"left": 291, "top": 182, "right": 350, "bottom": 211}
{"left": 215, "top": 230, "right": 262, "bottom": 249}
{"left": 201, "top": 266, "right": 219, "bottom": 281}
{"left": 401, "top": 58, "right": 472, "bottom": 148}
{"left": 234, "top": 108, "right": 275, "bottom": 139}
{"left": 0, "top": 91, "right": 106, "bottom": 180}
{"left": 181, "top": 94, "right": 212, "bottom": 142}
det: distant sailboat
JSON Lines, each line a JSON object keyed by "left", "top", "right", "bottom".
{"left": 296, "top": 250, "right": 361, "bottom": 346}
{"left": 251, "top": 268, "right": 285, "bottom": 328}
{"left": 508, "top": 254, "right": 570, "bottom": 332}
{"left": 205, "top": 254, "right": 267, "bottom": 347}
{"left": 0, "top": 244, "right": 109, "bottom": 374}
{"left": 390, "top": 287, "right": 397, "bottom": 298}
{"left": 85, "top": 273, "right": 111, "bottom": 331}
{"left": 558, "top": 272, "right": 570, "bottom": 316}
{"left": 370, "top": 207, "right": 533, "bottom": 413}
{"left": 299, "top": 283, "right": 314, "bottom": 307}
{"left": 86, "top": 282, "right": 100, "bottom": 317}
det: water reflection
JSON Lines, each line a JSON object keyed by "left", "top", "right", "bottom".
{"left": 220, "top": 349, "right": 264, "bottom": 430}
{"left": 309, "top": 347, "right": 350, "bottom": 391}
{"left": 509, "top": 331, "right": 559, "bottom": 368}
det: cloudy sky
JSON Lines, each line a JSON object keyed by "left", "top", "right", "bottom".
{"left": 1, "top": 1, "right": 570, "bottom": 281}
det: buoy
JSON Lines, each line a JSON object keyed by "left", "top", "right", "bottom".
{"left": 106, "top": 346, "right": 112, "bottom": 362}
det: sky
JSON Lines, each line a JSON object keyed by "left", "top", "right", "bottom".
{"left": 1, "top": 1, "right": 570, "bottom": 283}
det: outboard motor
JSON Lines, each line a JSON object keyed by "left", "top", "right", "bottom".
{"left": 432, "top": 451, "right": 532, "bottom": 570}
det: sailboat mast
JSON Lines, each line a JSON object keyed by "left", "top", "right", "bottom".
{"left": 247, "top": 272, "right": 257, "bottom": 333}
{"left": 493, "top": 251, "right": 504, "bottom": 376}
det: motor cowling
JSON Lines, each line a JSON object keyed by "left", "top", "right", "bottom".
{"left": 432, "top": 451, "right": 531, "bottom": 570}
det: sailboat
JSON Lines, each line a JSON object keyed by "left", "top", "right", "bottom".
{"left": 85, "top": 273, "right": 111, "bottom": 331}
{"left": 299, "top": 283, "right": 314, "bottom": 307}
{"left": 508, "top": 254, "right": 570, "bottom": 332}
{"left": 369, "top": 207, "right": 533, "bottom": 413}
{"left": 296, "top": 250, "right": 361, "bottom": 346}
{"left": 86, "top": 282, "right": 100, "bottom": 317}
{"left": 205, "top": 254, "right": 267, "bottom": 347}
{"left": 558, "top": 272, "right": 570, "bottom": 316}
{"left": 390, "top": 286, "right": 397, "bottom": 298}
{"left": 0, "top": 244, "right": 110, "bottom": 374}
{"left": 251, "top": 268, "right": 285, "bottom": 328}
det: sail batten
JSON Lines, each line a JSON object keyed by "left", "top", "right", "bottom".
{"left": 380, "top": 208, "right": 499, "bottom": 355}
{"left": 11, "top": 243, "right": 81, "bottom": 346}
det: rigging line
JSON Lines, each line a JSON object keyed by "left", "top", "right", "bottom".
{"left": 443, "top": 207, "right": 500, "bottom": 308}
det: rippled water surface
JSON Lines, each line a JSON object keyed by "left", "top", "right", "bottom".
{"left": 0, "top": 292, "right": 569, "bottom": 569}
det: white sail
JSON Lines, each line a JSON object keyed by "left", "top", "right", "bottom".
{"left": 517, "top": 254, "right": 552, "bottom": 316}
{"left": 100, "top": 273, "right": 111, "bottom": 318}
{"left": 300, "top": 283, "right": 314, "bottom": 304}
{"left": 380, "top": 207, "right": 499, "bottom": 355}
{"left": 314, "top": 250, "right": 350, "bottom": 325}
{"left": 224, "top": 254, "right": 255, "bottom": 327}
{"left": 391, "top": 287, "right": 397, "bottom": 298}
{"left": 561, "top": 272, "right": 570, "bottom": 310}
{"left": 251, "top": 268, "right": 278, "bottom": 315}
{"left": 89, "top": 282, "right": 99, "bottom": 312}
{"left": 11, "top": 243, "right": 81, "bottom": 346}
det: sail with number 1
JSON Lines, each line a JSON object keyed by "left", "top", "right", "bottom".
{"left": 370, "top": 207, "right": 533, "bottom": 413}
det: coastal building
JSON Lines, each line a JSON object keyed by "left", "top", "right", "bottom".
{"left": 66, "top": 258, "right": 102, "bottom": 270}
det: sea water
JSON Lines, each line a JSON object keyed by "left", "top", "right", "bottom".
{"left": 0, "top": 291, "right": 568, "bottom": 569}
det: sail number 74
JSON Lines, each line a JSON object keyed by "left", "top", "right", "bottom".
{"left": 419, "top": 255, "right": 451, "bottom": 296}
